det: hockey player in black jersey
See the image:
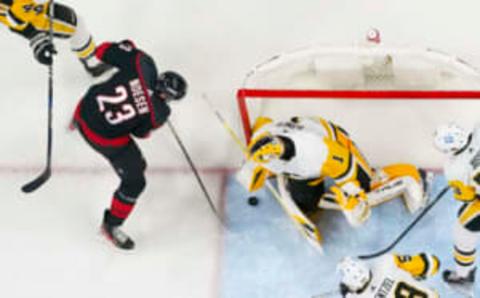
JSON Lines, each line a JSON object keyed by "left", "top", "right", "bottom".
{"left": 0, "top": 0, "right": 109, "bottom": 76}
{"left": 73, "top": 40, "right": 187, "bottom": 249}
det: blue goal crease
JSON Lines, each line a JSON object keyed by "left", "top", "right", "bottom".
{"left": 220, "top": 174, "right": 477, "bottom": 298}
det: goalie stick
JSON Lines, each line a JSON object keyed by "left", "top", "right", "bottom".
{"left": 167, "top": 120, "right": 225, "bottom": 226}
{"left": 201, "top": 94, "right": 323, "bottom": 253}
{"left": 22, "top": 1, "right": 55, "bottom": 193}
{"left": 358, "top": 185, "right": 449, "bottom": 260}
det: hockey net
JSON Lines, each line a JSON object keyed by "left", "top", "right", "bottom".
{"left": 237, "top": 43, "right": 480, "bottom": 168}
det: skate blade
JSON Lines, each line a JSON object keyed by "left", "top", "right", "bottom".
{"left": 97, "top": 229, "right": 136, "bottom": 255}
{"left": 445, "top": 283, "right": 474, "bottom": 298}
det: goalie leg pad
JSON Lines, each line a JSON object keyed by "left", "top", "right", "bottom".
{"left": 367, "top": 176, "right": 425, "bottom": 213}
{"left": 372, "top": 163, "right": 422, "bottom": 189}
{"left": 381, "top": 163, "right": 421, "bottom": 181}
{"left": 277, "top": 175, "right": 324, "bottom": 249}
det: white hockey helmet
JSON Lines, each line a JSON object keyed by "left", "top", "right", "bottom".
{"left": 337, "top": 257, "right": 371, "bottom": 293}
{"left": 433, "top": 123, "right": 469, "bottom": 155}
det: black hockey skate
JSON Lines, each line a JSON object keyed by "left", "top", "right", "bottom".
{"left": 101, "top": 210, "right": 135, "bottom": 250}
{"left": 443, "top": 268, "right": 475, "bottom": 297}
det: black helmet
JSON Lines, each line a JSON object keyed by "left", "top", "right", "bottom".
{"left": 155, "top": 71, "right": 187, "bottom": 101}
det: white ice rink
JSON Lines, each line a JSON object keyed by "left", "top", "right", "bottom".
{"left": 3, "top": 0, "right": 480, "bottom": 297}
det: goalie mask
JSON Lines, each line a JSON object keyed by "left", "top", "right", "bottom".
{"left": 248, "top": 133, "right": 285, "bottom": 163}
{"left": 337, "top": 257, "right": 372, "bottom": 294}
{"left": 433, "top": 123, "right": 469, "bottom": 156}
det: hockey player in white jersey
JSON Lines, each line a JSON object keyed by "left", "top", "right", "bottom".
{"left": 434, "top": 123, "right": 480, "bottom": 296}
{"left": 336, "top": 253, "right": 440, "bottom": 297}
{"left": 244, "top": 116, "right": 429, "bottom": 231}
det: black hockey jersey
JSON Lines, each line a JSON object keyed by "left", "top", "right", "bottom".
{"left": 75, "top": 40, "right": 170, "bottom": 145}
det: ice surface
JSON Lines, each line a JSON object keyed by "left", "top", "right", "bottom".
{"left": 222, "top": 175, "right": 479, "bottom": 297}
{"left": 0, "top": 171, "right": 224, "bottom": 298}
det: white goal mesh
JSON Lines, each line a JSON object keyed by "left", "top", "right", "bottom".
{"left": 237, "top": 43, "right": 480, "bottom": 168}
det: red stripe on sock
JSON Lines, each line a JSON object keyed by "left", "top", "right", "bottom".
{"left": 110, "top": 197, "right": 135, "bottom": 219}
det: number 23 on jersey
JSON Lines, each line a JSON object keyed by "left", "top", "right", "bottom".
{"left": 96, "top": 86, "right": 136, "bottom": 125}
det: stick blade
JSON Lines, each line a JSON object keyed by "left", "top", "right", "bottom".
{"left": 21, "top": 169, "right": 51, "bottom": 193}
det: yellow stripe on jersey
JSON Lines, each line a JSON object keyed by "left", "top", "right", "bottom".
{"left": 50, "top": 19, "right": 75, "bottom": 36}
{"left": 316, "top": 121, "right": 374, "bottom": 187}
{"left": 458, "top": 199, "right": 480, "bottom": 226}
{"left": 318, "top": 118, "right": 334, "bottom": 140}
{"left": 334, "top": 127, "right": 373, "bottom": 179}
{"left": 318, "top": 118, "right": 373, "bottom": 181}
{"left": 321, "top": 139, "right": 352, "bottom": 181}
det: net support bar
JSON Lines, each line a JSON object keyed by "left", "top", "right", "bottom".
{"left": 237, "top": 88, "right": 480, "bottom": 142}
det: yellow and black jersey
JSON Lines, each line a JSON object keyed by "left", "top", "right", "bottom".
{"left": 0, "top": 0, "right": 76, "bottom": 39}
{"left": 247, "top": 116, "right": 375, "bottom": 193}
{"left": 316, "top": 117, "right": 374, "bottom": 191}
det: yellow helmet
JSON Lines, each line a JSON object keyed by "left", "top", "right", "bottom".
{"left": 248, "top": 133, "right": 284, "bottom": 163}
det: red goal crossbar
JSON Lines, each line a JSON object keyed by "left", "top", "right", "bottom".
{"left": 237, "top": 88, "right": 480, "bottom": 143}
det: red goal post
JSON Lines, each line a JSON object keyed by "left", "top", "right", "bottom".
{"left": 237, "top": 89, "right": 480, "bottom": 143}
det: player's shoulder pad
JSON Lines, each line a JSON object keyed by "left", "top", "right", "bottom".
{"left": 95, "top": 40, "right": 137, "bottom": 61}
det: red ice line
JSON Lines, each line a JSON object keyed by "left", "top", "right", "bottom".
{"left": 0, "top": 165, "right": 236, "bottom": 175}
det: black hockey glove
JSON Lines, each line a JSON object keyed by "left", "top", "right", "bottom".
{"left": 29, "top": 32, "right": 57, "bottom": 66}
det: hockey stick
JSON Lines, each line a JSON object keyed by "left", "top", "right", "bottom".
{"left": 22, "top": 1, "right": 55, "bottom": 193}
{"left": 358, "top": 185, "right": 450, "bottom": 260}
{"left": 201, "top": 94, "right": 323, "bottom": 253}
{"left": 167, "top": 120, "right": 225, "bottom": 226}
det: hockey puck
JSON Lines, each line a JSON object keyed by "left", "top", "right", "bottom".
{"left": 248, "top": 196, "right": 259, "bottom": 206}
